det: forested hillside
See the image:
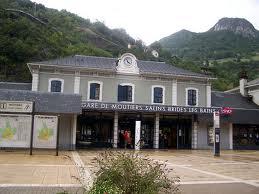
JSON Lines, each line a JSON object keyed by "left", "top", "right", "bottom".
{"left": 1, "top": 0, "right": 259, "bottom": 91}
{"left": 0, "top": 0, "right": 153, "bottom": 82}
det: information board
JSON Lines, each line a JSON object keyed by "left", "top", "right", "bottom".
{"left": 0, "top": 114, "right": 32, "bottom": 148}
{"left": 33, "top": 115, "right": 58, "bottom": 148}
{"left": 0, "top": 101, "right": 33, "bottom": 113}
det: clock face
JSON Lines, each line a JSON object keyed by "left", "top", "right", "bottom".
{"left": 123, "top": 57, "right": 133, "bottom": 66}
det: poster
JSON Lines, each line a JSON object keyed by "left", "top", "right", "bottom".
{"left": 33, "top": 115, "right": 58, "bottom": 148}
{"left": 208, "top": 127, "right": 214, "bottom": 145}
{"left": 0, "top": 114, "right": 32, "bottom": 148}
{"left": 213, "top": 111, "right": 220, "bottom": 128}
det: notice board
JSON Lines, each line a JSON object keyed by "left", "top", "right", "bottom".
{"left": 0, "top": 114, "right": 32, "bottom": 148}
{"left": 33, "top": 115, "right": 58, "bottom": 148}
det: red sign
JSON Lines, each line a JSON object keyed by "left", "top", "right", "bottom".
{"left": 221, "top": 107, "right": 233, "bottom": 115}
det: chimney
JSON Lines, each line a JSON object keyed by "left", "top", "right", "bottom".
{"left": 239, "top": 69, "right": 248, "bottom": 96}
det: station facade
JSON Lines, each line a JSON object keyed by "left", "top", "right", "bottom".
{"left": 0, "top": 53, "right": 259, "bottom": 150}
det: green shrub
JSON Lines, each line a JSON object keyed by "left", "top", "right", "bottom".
{"left": 87, "top": 151, "right": 180, "bottom": 194}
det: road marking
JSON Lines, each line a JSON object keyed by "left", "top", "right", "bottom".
{"left": 0, "top": 184, "right": 81, "bottom": 187}
{"left": 207, "top": 162, "right": 247, "bottom": 165}
{"left": 71, "top": 151, "right": 93, "bottom": 190}
{"left": 181, "top": 180, "right": 241, "bottom": 185}
{"left": 0, "top": 164, "right": 74, "bottom": 167}
{"left": 181, "top": 180, "right": 259, "bottom": 185}
{"left": 164, "top": 161, "right": 259, "bottom": 187}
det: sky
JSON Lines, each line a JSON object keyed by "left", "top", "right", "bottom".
{"left": 33, "top": 0, "right": 259, "bottom": 45}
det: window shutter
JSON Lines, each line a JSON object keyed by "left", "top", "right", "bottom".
{"left": 118, "top": 85, "right": 123, "bottom": 101}
{"left": 193, "top": 90, "right": 197, "bottom": 105}
{"left": 90, "top": 83, "right": 96, "bottom": 99}
{"left": 128, "top": 86, "right": 132, "bottom": 102}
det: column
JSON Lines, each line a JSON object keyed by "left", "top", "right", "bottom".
{"left": 74, "top": 71, "right": 80, "bottom": 94}
{"left": 206, "top": 84, "right": 211, "bottom": 107}
{"left": 172, "top": 80, "right": 177, "bottom": 106}
{"left": 153, "top": 113, "right": 159, "bottom": 149}
{"left": 192, "top": 120, "right": 198, "bottom": 149}
{"left": 31, "top": 69, "right": 39, "bottom": 91}
{"left": 113, "top": 112, "right": 118, "bottom": 148}
{"left": 71, "top": 114, "right": 77, "bottom": 150}
{"left": 135, "top": 120, "right": 141, "bottom": 150}
{"left": 229, "top": 123, "right": 233, "bottom": 150}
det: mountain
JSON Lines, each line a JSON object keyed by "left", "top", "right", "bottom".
{"left": 0, "top": 0, "right": 152, "bottom": 82}
{"left": 158, "top": 18, "right": 259, "bottom": 60}
{"left": 210, "top": 17, "right": 258, "bottom": 38}
{"left": 155, "top": 18, "right": 259, "bottom": 91}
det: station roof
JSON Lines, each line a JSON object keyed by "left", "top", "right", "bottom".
{"left": 212, "top": 91, "right": 259, "bottom": 109}
{"left": 0, "top": 89, "right": 81, "bottom": 114}
{"left": 29, "top": 55, "right": 211, "bottom": 79}
{"left": 0, "top": 82, "right": 31, "bottom": 90}
{"left": 212, "top": 91, "right": 259, "bottom": 124}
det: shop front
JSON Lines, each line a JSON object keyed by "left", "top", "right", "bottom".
{"left": 78, "top": 101, "right": 220, "bottom": 149}
{"left": 233, "top": 124, "right": 259, "bottom": 149}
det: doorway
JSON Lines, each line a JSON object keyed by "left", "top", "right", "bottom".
{"left": 118, "top": 113, "right": 136, "bottom": 149}
{"left": 159, "top": 114, "right": 192, "bottom": 149}
{"left": 77, "top": 111, "right": 114, "bottom": 148}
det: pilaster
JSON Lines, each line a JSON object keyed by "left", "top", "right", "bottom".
{"left": 206, "top": 84, "right": 211, "bottom": 107}
{"left": 31, "top": 69, "right": 39, "bottom": 91}
{"left": 113, "top": 112, "right": 118, "bottom": 148}
{"left": 172, "top": 80, "right": 177, "bottom": 106}
{"left": 153, "top": 113, "right": 159, "bottom": 149}
{"left": 74, "top": 71, "right": 80, "bottom": 94}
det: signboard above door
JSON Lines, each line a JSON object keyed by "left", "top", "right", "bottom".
{"left": 82, "top": 101, "right": 221, "bottom": 114}
{"left": 0, "top": 101, "right": 33, "bottom": 113}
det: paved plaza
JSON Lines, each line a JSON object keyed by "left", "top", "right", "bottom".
{"left": 0, "top": 149, "right": 259, "bottom": 193}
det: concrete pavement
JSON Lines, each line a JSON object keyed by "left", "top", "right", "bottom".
{"left": 0, "top": 149, "right": 259, "bottom": 193}
{"left": 78, "top": 149, "right": 259, "bottom": 193}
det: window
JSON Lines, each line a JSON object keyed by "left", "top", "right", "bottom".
{"left": 87, "top": 81, "right": 103, "bottom": 101}
{"left": 152, "top": 85, "right": 165, "bottom": 104}
{"left": 186, "top": 88, "right": 198, "bottom": 106}
{"left": 118, "top": 83, "right": 134, "bottom": 102}
{"left": 48, "top": 78, "right": 64, "bottom": 93}
{"left": 90, "top": 83, "right": 100, "bottom": 100}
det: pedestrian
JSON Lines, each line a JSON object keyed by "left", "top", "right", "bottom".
{"left": 123, "top": 130, "right": 129, "bottom": 149}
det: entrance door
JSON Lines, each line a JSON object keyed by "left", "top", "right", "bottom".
{"left": 178, "top": 119, "right": 192, "bottom": 149}
{"left": 159, "top": 115, "right": 192, "bottom": 149}
{"left": 160, "top": 118, "right": 177, "bottom": 149}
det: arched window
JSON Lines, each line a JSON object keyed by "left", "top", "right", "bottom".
{"left": 186, "top": 88, "right": 198, "bottom": 106}
{"left": 118, "top": 83, "right": 134, "bottom": 102}
{"left": 152, "top": 85, "right": 165, "bottom": 104}
{"left": 87, "top": 81, "right": 103, "bottom": 101}
{"left": 48, "top": 78, "right": 64, "bottom": 93}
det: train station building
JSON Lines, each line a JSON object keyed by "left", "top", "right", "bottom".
{"left": 0, "top": 53, "right": 259, "bottom": 150}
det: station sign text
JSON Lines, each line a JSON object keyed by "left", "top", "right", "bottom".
{"left": 82, "top": 102, "right": 220, "bottom": 114}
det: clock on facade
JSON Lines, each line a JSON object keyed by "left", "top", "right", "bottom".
{"left": 123, "top": 56, "right": 133, "bottom": 66}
